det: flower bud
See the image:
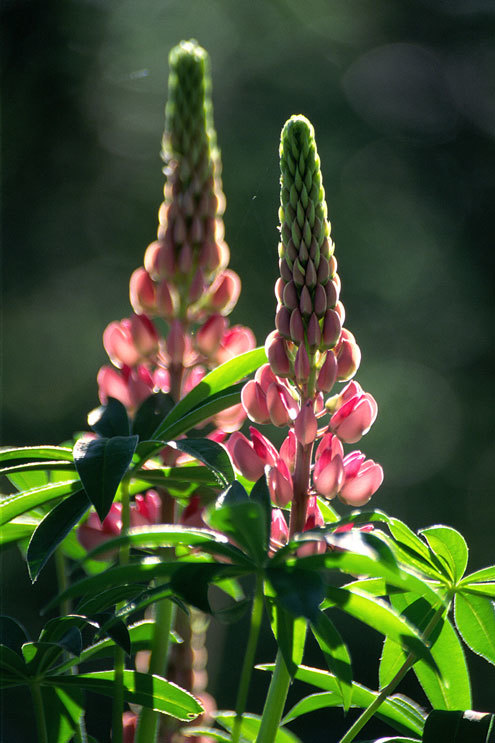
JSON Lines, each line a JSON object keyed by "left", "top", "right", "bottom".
{"left": 188, "top": 268, "right": 205, "bottom": 303}
{"left": 270, "top": 509, "right": 289, "bottom": 552}
{"left": 209, "top": 270, "right": 241, "bottom": 315}
{"left": 321, "top": 309, "right": 341, "bottom": 349}
{"left": 279, "top": 430, "right": 297, "bottom": 472}
{"left": 336, "top": 329, "right": 361, "bottom": 381}
{"left": 266, "top": 382, "right": 291, "bottom": 426}
{"left": 294, "top": 344, "right": 310, "bottom": 384}
{"left": 299, "top": 286, "right": 313, "bottom": 316}
{"left": 306, "top": 312, "right": 322, "bottom": 349}
{"left": 156, "top": 279, "right": 176, "bottom": 318}
{"left": 267, "top": 460, "right": 293, "bottom": 507}
{"left": 289, "top": 309, "right": 305, "bottom": 344}
{"left": 144, "top": 239, "right": 175, "bottom": 280}
{"left": 314, "top": 284, "right": 327, "bottom": 317}
{"left": 316, "top": 351, "right": 338, "bottom": 393}
{"left": 325, "top": 279, "right": 338, "bottom": 308}
{"left": 294, "top": 401, "right": 317, "bottom": 445}
{"left": 129, "top": 267, "right": 157, "bottom": 315}
{"left": 265, "top": 331, "right": 291, "bottom": 378}
{"left": 276, "top": 306, "right": 291, "bottom": 337}
{"left": 283, "top": 281, "right": 298, "bottom": 310}
{"left": 196, "top": 315, "right": 227, "bottom": 356}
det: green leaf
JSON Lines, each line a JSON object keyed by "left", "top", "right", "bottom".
{"left": 0, "top": 518, "right": 38, "bottom": 546}
{"left": 310, "top": 610, "right": 353, "bottom": 711}
{"left": 250, "top": 475, "right": 272, "bottom": 552}
{"left": 420, "top": 526, "right": 468, "bottom": 582}
{"left": 0, "top": 644, "right": 28, "bottom": 683}
{"left": 0, "top": 480, "right": 83, "bottom": 527}
{"left": 152, "top": 347, "right": 267, "bottom": 441}
{"left": 380, "top": 595, "right": 471, "bottom": 710}
{"left": 171, "top": 438, "right": 234, "bottom": 487}
{"left": 282, "top": 550, "right": 443, "bottom": 608}
{"left": 215, "top": 710, "right": 302, "bottom": 742}
{"left": 0, "top": 446, "right": 74, "bottom": 464}
{"left": 170, "top": 563, "right": 236, "bottom": 613}
{"left": 0, "top": 616, "right": 28, "bottom": 655}
{"left": 73, "top": 435, "right": 138, "bottom": 521}
{"left": 88, "top": 397, "right": 130, "bottom": 438}
{"left": 76, "top": 585, "right": 148, "bottom": 617}
{"left": 45, "top": 670, "right": 203, "bottom": 721}
{"left": 388, "top": 518, "right": 435, "bottom": 563}
{"left": 423, "top": 710, "right": 494, "bottom": 743}
{"left": 0, "top": 460, "right": 76, "bottom": 479}
{"left": 454, "top": 591, "right": 495, "bottom": 664}
{"left": 27, "top": 490, "right": 91, "bottom": 582}
{"left": 266, "top": 566, "right": 325, "bottom": 622}
{"left": 261, "top": 664, "right": 425, "bottom": 736}
{"left": 132, "top": 392, "right": 175, "bottom": 440}
{"left": 206, "top": 484, "right": 267, "bottom": 563}
{"left": 182, "top": 728, "right": 231, "bottom": 742}
{"left": 460, "top": 565, "right": 495, "bottom": 585}
{"left": 43, "top": 685, "right": 84, "bottom": 743}
{"left": 264, "top": 579, "right": 307, "bottom": 677}
{"left": 461, "top": 583, "right": 495, "bottom": 598}
{"left": 323, "top": 587, "right": 433, "bottom": 663}
{"left": 342, "top": 577, "right": 405, "bottom": 598}
{"left": 79, "top": 525, "right": 251, "bottom": 567}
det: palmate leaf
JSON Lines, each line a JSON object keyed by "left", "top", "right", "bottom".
{"left": 0, "top": 480, "right": 83, "bottom": 527}
{"left": 151, "top": 347, "right": 267, "bottom": 441}
{"left": 132, "top": 392, "right": 175, "bottom": 440}
{"left": 264, "top": 579, "right": 307, "bottom": 678}
{"left": 206, "top": 483, "right": 267, "bottom": 564}
{"left": 42, "top": 685, "right": 84, "bottom": 743}
{"left": 87, "top": 396, "right": 130, "bottom": 438}
{"left": 454, "top": 591, "right": 495, "bottom": 665}
{"left": 171, "top": 438, "right": 235, "bottom": 487}
{"left": 310, "top": 610, "right": 353, "bottom": 711}
{"left": 27, "top": 490, "right": 91, "bottom": 582}
{"left": 260, "top": 664, "right": 425, "bottom": 737}
{"left": 323, "top": 587, "right": 434, "bottom": 664}
{"left": 379, "top": 595, "right": 471, "bottom": 710}
{"left": 79, "top": 525, "right": 253, "bottom": 567}
{"left": 44, "top": 670, "right": 203, "bottom": 721}
{"left": 73, "top": 435, "right": 138, "bottom": 521}
{"left": 419, "top": 526, "right": 468, "bottom": 583}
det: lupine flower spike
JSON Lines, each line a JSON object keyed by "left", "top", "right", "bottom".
{"left": 230, "top": 115, "right": 383, "bottom": 552}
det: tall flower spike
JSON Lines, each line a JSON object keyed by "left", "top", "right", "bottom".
{"left": 276, "top": 115, "right": 345, "bottom": 397}
{"left": 142, "top": 39, "right": 236, "bottom": 322}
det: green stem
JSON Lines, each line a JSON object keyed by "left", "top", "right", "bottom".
{"left": 232, "top": 573, "right": 265, "bottom": 743}
{"left": 112, "top": 480, "right": 131, "bottom": 743}
{"left": 255, "top": 650, "right": 291, "bottom": 743}
{"left": 135, "top": 591, "right": 175, "bottom": 743}
{"left": 338, "top": 603, "right": 447, "bottom": 743}
{"left": 31, "top": 682, "right": 48, "bottom": 743}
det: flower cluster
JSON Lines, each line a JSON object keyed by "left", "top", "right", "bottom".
{"left": 97, "top": 40, "right": 254, "bottom": 422}
{"left": 228, "top": 115, "right": 383, "bottom": 550}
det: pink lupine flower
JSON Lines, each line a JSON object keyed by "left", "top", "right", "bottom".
{"left": 103, "top": 315, "right": 158, "bottom": 369}
{"left": 144, "top": 238, "right": 175, "bottom": 280}
{"left": 215, "top": 325, "right": 256, "bottom": 366}
{"left": 129, "top": 267, "right": 157, "bottom": 315}
{"left": 313, "top": 434, "right": 344, "bottom": 499}
{"left": 265, "top": 331, "right": 291, "bottom": 377}
{"left": 180, "top": 494, "right": 208, "bottom": 530}
{"left": 78, "top": 491, "right": 162, "bottom": 556}
{"left": 267, "top": 458, "right": 293, "bottom": 507}
{"left": 316, "top": 351, "right": 337, "bottom": 393}
{"left": 241, "top": 379, "right": 270, "bottom": 424}
{"left": 226, "top": 432, "right": 265, "bottom": 481}
{"left": 212, "top": 403, "right": 246, "bottom": 434}
{"left": 266, "top": 382, "right": 294, "bottom": 427}
{"left": 167, "top": 319, "right": 187, "bottom": 364}
{"left": 338, "top": 451, "right": 384, "bottom": 506}
{"left": 279, "top": 430, "right": 296, "bottom": 473}
{"left": 294, "top": 401, "right": 318, "bottom": 445}
{"left": 249, "top": 427, "right": 279, "bottom": 466}
{"left": 97, "top": 364, "right": 154, "bottom": 411}
{"left": 330, "top": 382, "right": 378, "bottom": 444}
{"left": 270, "top": 508, "right": 289, "bottom": 553}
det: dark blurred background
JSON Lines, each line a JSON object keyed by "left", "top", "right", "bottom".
{"left": 1, "top": 0, "right": 494, "bottom": 740}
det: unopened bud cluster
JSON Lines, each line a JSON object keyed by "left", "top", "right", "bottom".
{"left": 230, "top": 115, "right": 383, "bottom": 551}
{"left": 97, "top": 40, "right": 254, "bottom": 430}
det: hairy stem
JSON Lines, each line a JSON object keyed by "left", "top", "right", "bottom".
{"left": 338, "top": 602, "right": 447, "bottom": 743}
{"left": 232, "top": 573, "right": 265, "bottom": 743}
{"left": 31, "top": 682, "right": 48, "bottom": 743}
{"left": 112, "top": 480, "right": 131, "bottom": 743}
{"left": 255, "top": 649, "right": 291, "bottom": 743}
